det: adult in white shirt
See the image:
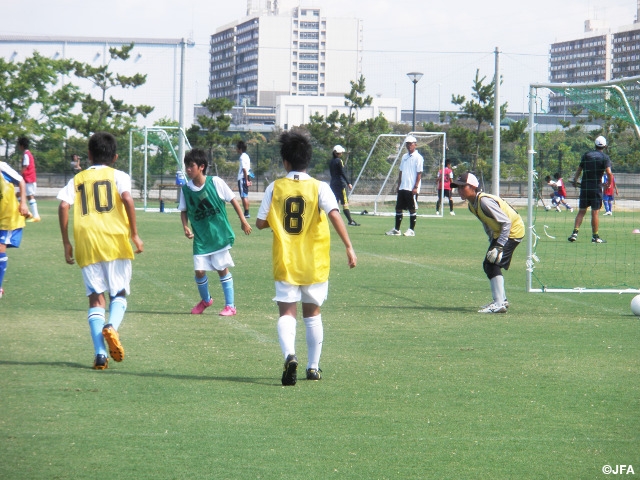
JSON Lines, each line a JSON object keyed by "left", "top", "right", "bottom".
{"left": 236, "top": 140, "right": 252, "bottom": 218}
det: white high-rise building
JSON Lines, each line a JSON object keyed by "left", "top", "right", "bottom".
{"left": 210, "top": 1, "right": 363, "bottom": 107}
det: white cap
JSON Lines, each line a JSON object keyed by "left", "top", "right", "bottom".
{"left": 405, "top": 135, "right": 417, "bottom": 144}
{"left": 595, "top": 136, "right": 607, "bottom": 147}
{"left": 333, "top": 145, "right": 345, "bottom": 154}
{"left": 450, "top": 172, "right": 479, "bottom": 188}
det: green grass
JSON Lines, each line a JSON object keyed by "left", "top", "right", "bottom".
{"left": 1, "top": 200, "right": 638, "bottom": 479}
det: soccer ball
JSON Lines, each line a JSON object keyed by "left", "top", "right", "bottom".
{"left": 631, "top": 295, "right": 640, "bottom": 316}
{"left": 544, "top": 205, "right": 551, "bottom": 211}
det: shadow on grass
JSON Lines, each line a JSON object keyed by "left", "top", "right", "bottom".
{"left": 0, "top": 359, "right": 279, "bottom": 386}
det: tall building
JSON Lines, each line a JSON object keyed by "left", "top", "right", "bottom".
{"left": 548, "top": 3, "right": 640, "bottom": 113}
{"left": 209, "top": 1, "right": 363, "bottom": 108}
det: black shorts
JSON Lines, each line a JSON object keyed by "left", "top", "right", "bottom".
{"left": 579, "top": 188, "right": 603, "bottom": 210}
{"left": 331, "top": 185, "right": 349, "bottom": 206}
{"left": 238, "top": 179, "right": 249, "bottom": 197}
{"left": 395, "top": 190, "right": 417, "bottom": 212}
{"left": 438, "top": 189, "right": 452, "bottom": 199}
{"left": 485, "top": 237, "right": 521, "bottom": 271}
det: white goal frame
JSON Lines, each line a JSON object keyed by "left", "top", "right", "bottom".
{"left": 526, "top": 78, "right": 640, "bottom": 294}
{"left": 350, "top": 132, "right": 447, "bottom": 217}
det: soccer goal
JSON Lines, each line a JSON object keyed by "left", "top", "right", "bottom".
{"left": 525, "top": 76, "right": 640, "bottom": 293}
{"left": 350, "top": 132, "right": 446, "bottom": 217}
{"left": 128, "top": 126, "right": 192, "bottom": 212}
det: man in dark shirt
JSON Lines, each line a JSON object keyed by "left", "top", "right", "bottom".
{"left": 329, "top": 145, "right": 359, "bottom": 226}
{"left": 568, "top": 136, "right": 613, "bottom": 244}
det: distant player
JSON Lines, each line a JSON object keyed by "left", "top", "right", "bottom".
{"left": 451, "top": 172, "right": 524, "bottom": 314}
{"left": 545, "top": 173, "right": 573, "bottom": 212}
{"left": 601, "top": 172, "right": 619, "bottom": 216}
{"left": 568, "top": 136, "right": 612, "bottom": 243}
{"left": 329, "top": 144, "right": 359, "bottom": 226}
{"left": 236, "top": 141, "right": 252, "bottom": 218}
{"left": 180, "top": 148, "right": 252, "bottom": 317}
{"left": 385, "top": 135, "right": 423, "bottom": 236}
{"left": 17, "top": 137, "right": 40, "bottom": 222}
{"left": 58, "top": 132, "right": 144, "bottom": 370}
{"left": 436, "top": 161, "right": 455, "bottom": 215}
{"left": 256, "top": 131, "right": 357, "bottom": 386}
{"left": 0, "top": 161, "right": 30, "bottom": 299}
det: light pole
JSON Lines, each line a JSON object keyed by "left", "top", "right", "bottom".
{"left": 406, "top": 72, "right": 423, "bottom": 131}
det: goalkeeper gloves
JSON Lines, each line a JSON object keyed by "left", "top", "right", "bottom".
{"left": 486, "top": 245, "right": 503, "bottom": 264}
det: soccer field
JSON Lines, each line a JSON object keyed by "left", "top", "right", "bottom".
{"left": 1, "top": 200, "right": 638, "bottom": 479}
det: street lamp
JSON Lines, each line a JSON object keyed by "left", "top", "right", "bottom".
{"left": 406, "top": 72, "right": 423, "bottom": 131}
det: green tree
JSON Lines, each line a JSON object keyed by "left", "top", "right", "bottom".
{"left": 67, "top": 43, "right": 154, "bottom": 138}
{"left": 194, "top": 97, "right": 234, "bottom": 174}
{"left": 451, "top": 69, "right": 507, "bottom": 171}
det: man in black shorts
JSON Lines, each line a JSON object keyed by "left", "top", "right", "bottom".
{"left": 568, "top": 136, "right": 612, "bottom": 244}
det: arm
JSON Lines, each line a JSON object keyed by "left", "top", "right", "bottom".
{"left": 230, "top": 197, "right": 252, "bottom": 235}
{"left": 572, "top": 167, "right": 582, "bottom": 187}
{"left": 121, "top": 191, "right": 144, "bottom": 253}
{"left": 242, "top": 167, "right": 252, "bottom": 187}
{"left": 604, "top": 167, "right": 613, "bottom": 192}
{"left": 58, "top": 201, "right": 75, "bottom": 265}
{"left": 327, "top": 209, "right": 357, "bottom": 269}
{"left": 17, "top": 178, "right": 29, "bottom": 216}
{"left": 181, "top": 210, "right": 194, "bottom": 239}
{"left": 256, "top": 218, "right": 269, "bottom": 230}
{"left": 412, "top": 172, "right": 422, "bottom": 195}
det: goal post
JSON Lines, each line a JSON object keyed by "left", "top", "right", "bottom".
{"left": 350, "top": 132, "right": 447, "bottom": 217}
{"left": 526, "top": 76, "right": 640, "bottom": 293}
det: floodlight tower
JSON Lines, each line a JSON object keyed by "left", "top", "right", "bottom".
{"left": 407, "top": 72, "right": 423, "bottom": 131}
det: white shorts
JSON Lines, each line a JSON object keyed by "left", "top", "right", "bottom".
{"left": 193, "top": 247, "right": 234, "bottom": 272}
{"left": 25, "top": 183, "right": 37, "bottom": 196}
{"left": 273, "top": 281, "right": 328, "bottom": 306}
{"left": 81, "top": 259, "right": 132, "bottom": 297}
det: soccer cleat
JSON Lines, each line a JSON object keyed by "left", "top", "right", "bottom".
{"left": 478, "top": 302, "right": 507, "bottom": 314}
{"left": 603, "top": 211, "right": 612, "bottom": 216}
{"left": 306, "top": 368, "right": 322, "bottom": 381}
{"left": 450, "top": 211, "right": 456, "bottom": 216}
{"left": 592, "top": 236, "right": 606, "bottom": 243}
{"left": 93, "top": 354, "right": 109, "bottom": 370}
{"left": 219, "top": 305, "right": 237, "bottom": 316}
{"left": 570, "top": 208, "right": 574, "bottom": 212}
{"left": 26, "top": 216, "right": 41, "bottom": 223}
{"left": 0, "top": 287, "right": 3, "bottom": 298}
{"left": 385, "top": 228, "right": 401, "bottom": 236}
{"left": 281, "top": 354, "right": 298, "bottom": 386}
{"left": 102, "top": 324, "right": 124, "bottom": 362}
{"left": 403, "top": 228, "right": 415, "bottom": 236}
{"left": 435, "top": 210, "right": 440, "bottom": 215}
{"left": 479, "top": 300, "right": 509, "bottom": 310}
{"left": 348, "top": 220, "right": 360, "bottom": 226}
{"left": 568, "top": 232, "right": 578, "bottom": 242}
{"left": 191, "top": 298, "right": 213, "bottom": 314}
{"left": 244, "top": 213, "right": 251, "bottom": 218}
{"left": 555, "top": 206, "right": 561, "bottom": 212}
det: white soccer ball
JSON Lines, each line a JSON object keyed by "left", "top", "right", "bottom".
{"left": 631, "top": 295, "right": 640, "bottom": 316}
{"left": 544, "top": 205, "right": 551, "bottom": 211}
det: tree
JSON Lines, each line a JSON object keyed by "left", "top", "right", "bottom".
{"left": 67, "top": 43, "right": 154, "bottom": 138}
{"left": 451, "top": 69, "right": 507, "bottom": 171}
{"left": 0, "top": 52, "right": 80, "bottom": 166}
{"left": 194, "top": 97, "right": 235, "bottom": 174}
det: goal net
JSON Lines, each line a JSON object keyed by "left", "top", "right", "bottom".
{"left": 526, "top": 76, "right": 640, "bottom": 293}
{"left": 350, "top": 132, "right": 446, "bottom": 216}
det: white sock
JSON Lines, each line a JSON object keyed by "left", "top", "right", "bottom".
{"left": 277, "top": 315, "right": 296, "bottom": 358}
{"left": 304, "top": 314, "right": 323, "bottom": 370}
{"left": 29, "top": 199, "right": 39, "bottom": 217}
{"left": 490, "top": 275, "right": 506, "bottom": 305}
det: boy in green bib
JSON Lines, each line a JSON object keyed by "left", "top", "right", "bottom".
{"left": 179, "top": 149, "right": 252, "bottom": 316}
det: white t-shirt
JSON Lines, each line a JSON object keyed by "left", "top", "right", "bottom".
{"left": 178, "top": 176, "right": 235, "bottom": 211}
{"left": 398, "top": 152, "right": 424, "bottom": 191}
{"left": 257, "top": 171, "right": 338, "bottom": 221}
{"left": 237, "top": 152, "right": 251, "bottom": 181}
{"left": 57, "top": 165, "right": 131, "bottom": 204}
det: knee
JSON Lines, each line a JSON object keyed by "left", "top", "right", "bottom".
{"left": 483, "top": 260, "right": 501, "bottom": 279}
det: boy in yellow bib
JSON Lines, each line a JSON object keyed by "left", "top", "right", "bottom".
{"left": 58, "top": 132, "right": 144, "bottom": 370}
{"left": 451, "top": 172, "right": 524, "bottom": 314}
{"left": 256, "top": 131, "right": 357, "bottom": 386}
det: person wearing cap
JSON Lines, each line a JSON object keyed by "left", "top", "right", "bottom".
{"left": 329, "top": 145, "right": 359, "bottom": 226}
{"left": 568, "top": 136, "right": 612, "bottom": 244}
{"left": 451, "top": 172, "right": 524, "bottom": 314}
{"left": 385, "top": 135, "right": 423, "bottom": 236}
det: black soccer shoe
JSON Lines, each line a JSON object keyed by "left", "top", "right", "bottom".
{"left": 93, "top": 354, "right": 108, "bottom": 370}
{"left": 281, "top": 354, "right": 298, "bottom": 386}
{"left": 306, "top": 368, "right": 322, "bottom": 381}
{"left": 348, "top": 220, "right": 360, "bottom": 226}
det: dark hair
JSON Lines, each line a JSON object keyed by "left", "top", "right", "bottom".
{"left": 17, "top": 136, "right": 29, "bottom": 149}
{"left": 184, "top": 148, "right": 208, "bottom": 174}
{"left": 279, "top": 131, "right": 312, "bottom": 171}
{"left": 237, "top": 140, "right": 247, "bottom": 152}
{"left": 553, "top": 172, "right": 561, "bottom": 180}
{"left": 545, "top": 175, "right": 551, "bottom": 182}
{"left": 88, "top": 132, "right": 117, "bottom": 165}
